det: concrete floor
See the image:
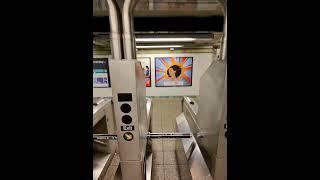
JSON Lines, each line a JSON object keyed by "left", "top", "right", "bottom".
{"left": 103, "top": 97, "right": 192, "bottom": 180}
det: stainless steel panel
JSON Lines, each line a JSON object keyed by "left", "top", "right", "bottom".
{"left": 135, "top": 62, "right": 149, "bottom": 160}
{"left": 110, "top": 60, "right": 140, "bottom": 161}
{"left": 145, "top": 152, "right": 152, "bottom": 180}
{"left": 196, "top": 59, "right": 226, "bottom": 178}
{"left": 93, "top": 152, "right": 114, "bottom": 180}
{"left": 120, "top": 160, "right": 144, "bottom": 180}
{"left": 183, "top": 97, "right": 201, "bottom": 134}
{"left": 93, "top": 98, "right": 117, "bottom": 180}
{"left": 109, "top": 60, "right": 149, "bottom": 180}
{"left": 93, "top": 98, "right": 112, "bottom": 127}
{"left": 184, "top": 97, "right": 199, "bottom": 116}
{"left": 176, "top": 113, "right": 213, "bottom": 180}
{"left": 93, "top": 97, "right": 105, "bottom": 105}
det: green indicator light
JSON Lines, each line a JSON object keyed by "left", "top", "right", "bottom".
{"left": 123, "top": 132, "right": 134, "bottom": 141}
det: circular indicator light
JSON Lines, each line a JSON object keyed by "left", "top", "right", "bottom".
{"left": 122, "top": 115, "right": 132, "bottom": 124}
{"left": 120, "top": 103, "right": 131, "bottom": 113}
{"left": 123, "top": 132, "right": 134, "bottom": 141}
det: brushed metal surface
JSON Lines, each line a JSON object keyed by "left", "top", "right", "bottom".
{"left": 197, "top": 60, "right": 226, "bottom": 177}
{"left": 110, "top": 60, "right": 150, "bottom": 180}
{"left": 93, "top": 98, "right": 112, "bottom": 127}
{"left": 176, "top": 113, "right": 213, "bottom": 180}
{"left": 93, "top": 152, "right": 114, "bottom": 180}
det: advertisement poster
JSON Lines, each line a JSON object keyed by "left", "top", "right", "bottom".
{"left": 155, "top": 57, "right": 193, "bottom": 87}
{"left": 93, "top": 58, "right": 111, "bottom": 88}
{"left": 138, "top": 57, "right": 151, "bottom": 87}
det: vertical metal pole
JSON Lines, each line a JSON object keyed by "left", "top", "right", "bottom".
{"left": 106, "top": 0, "right": 123, "bottom": 60}
{"left": 221, "top": 13, "right": 227, "bottom": 61}
{"left": 122, "top": 0, "right": 138, "bottom": 60}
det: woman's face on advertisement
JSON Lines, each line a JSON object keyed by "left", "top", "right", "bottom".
{"left": 168, "top": 67, "right": 176, "bottom": 77}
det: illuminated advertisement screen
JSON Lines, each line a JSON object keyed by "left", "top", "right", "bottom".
{"left": 93, "top": 58, "right": 111, "bottom": 88}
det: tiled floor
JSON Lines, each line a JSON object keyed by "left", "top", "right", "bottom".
{"left": 150, "top": 98, "right": 192, "bottom": 180}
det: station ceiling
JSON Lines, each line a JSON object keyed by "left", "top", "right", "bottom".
{"left": 93, "top": 32, "right": 223, "bottom": 51}
{"left": 93, "top": 0, "right": 226, "bottom": 50}
{"left": 93, "top": 0, "right": 225, "bottom": 17}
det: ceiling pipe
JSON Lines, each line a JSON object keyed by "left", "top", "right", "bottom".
{"left": 122, "top": 0, "right": 139, "bottom": 60}
{"left": 217, "top": 0, "right": 226, "bottom": 61}
{"left": 217, "top": 0, "right": 227, "bottom": 16}
{"left": 220, "top": 13, "right": 227, "bottom": 61}
{"left": 218, "top": 0, "right": 226, "bottom": 61}
{"left": 106, "top": 0, "right": 124, "bottom": 60}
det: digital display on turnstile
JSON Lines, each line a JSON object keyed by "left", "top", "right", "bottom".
{"left": 118, "top": 93, "right": 132, "bottom": 102}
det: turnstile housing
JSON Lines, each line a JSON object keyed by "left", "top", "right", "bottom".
{"left": 109, "top": 59, "right": 149, "bottom": 180}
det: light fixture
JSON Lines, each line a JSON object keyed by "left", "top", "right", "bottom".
{"left": 135, "top": 38, "right": 196, "bottom": 42}
{"left": 136, "top": 45, "right": 183, "bottom": 49}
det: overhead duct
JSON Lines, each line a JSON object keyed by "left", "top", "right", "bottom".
{"left": 106, "top": 0, "right": 123, "bottom": 60}
{"left": 122, "top": 0, "right": 138, "bottom": 60}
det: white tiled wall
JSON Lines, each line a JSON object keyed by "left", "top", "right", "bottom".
{"left": 93, "top": 53, "right": 214, "bottom": 97}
